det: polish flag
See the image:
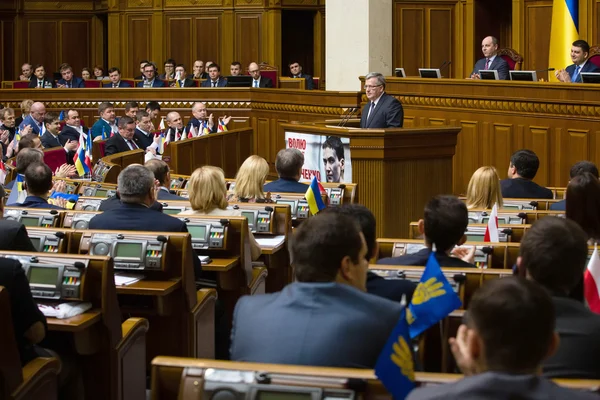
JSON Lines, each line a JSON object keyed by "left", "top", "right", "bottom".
{"left": 0, "top": 161, "right": 6, "bottom": 185}
{"left": 484, "top": 203, "right": 499, "bottom": 242}
{"left": 585, "top": 244, "right": 600, "bottom": 313}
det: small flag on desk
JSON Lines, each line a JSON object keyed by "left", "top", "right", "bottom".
{"left": 58, "top": 110, "right": 65, "bottom": 121}
{"left": 101, "top": 127, "right": 108, "bottom": 140}
{"left": 7, "top": 174, "right": 26, "bottom": 205}
{"left": 484, "top": 203, "right": 499, "bottom": 242}
{"left": 217, "top": 119, "right": 228, "bottom": 132}
{"left": 14, "top": 126, "right": 21, "bottom": 143}
{"left": 157, "top": 132, "right": 167, "bottom": 154}
{"left": 85, "top": 129, "right": 93, "bottom": 162}
{"left": 305, "top": 176, "right": 326, "bottom": 216}
{"left": 188, "top": 125, "right": 196, "bottom": 138}
{"left": 0, "top": 160, "right": 6, "bottom": 185}
{"left": 585, "top": 244, "right": 600, "bottom": 313}
{"left": 73, "top": 130, "right": 92, "bottom": 177}
{"left": 406, "top": 245, "right": 462, "bottom": 338}
{"left": 375, "top": 308, "right": 415, "bottom": 400}
{"left": 159, "top": 117, "right": 166, "bottom": 131}
{"left": 202, "top": 120, "right": 210, "bottom": 135}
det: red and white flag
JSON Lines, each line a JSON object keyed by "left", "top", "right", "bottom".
{"left": 585, "top": 244, "right": 600, "bottom": 313}
{"left": 0, "top": 160, "right": 6, "bottom": 185}
{"left": 484, "top": 203, "right": 499, "bottom": 242}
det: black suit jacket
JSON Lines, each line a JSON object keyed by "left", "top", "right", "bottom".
{"left": 500, "top": 178, "right": 553, "bottom": 199}
{"left": 103, "top": 81, "right": 132, "bottom": 88}
{"left": 377, "top": 248, "right": 476, "bottom": 268}
{"left": 186, "top": 118, "right": 217, "bottom": 134}
{"left": 134, "top": 128, "right": 154, "bottom": 150}
{"left": 57, "top": 77, "right": 85, "bottom": 88}
{"left": 157, "top": 188, "right": 187, "bottom": 201}
{"left": 201, "top": 77, "right": 227, "bottom": 87}
{"left": 105, "top": 133, "right": 137, "bottom": 156}
{"left": 41, "top": 132, "right": 75, "bottom": 164}
{"left": 59, "top": 125, "right": 81, "bottom": 142}
{"left": 360, "top": 93, "right": 404, "bottom": 129}
{"left": 0, "top": 220, "right": 37, "bottom": 252}
{"left": 172, "top": 78, "right": 195, "bottom": 88}
{"left": 28, "top": 78, "right": 56, "bottom": 88}
{"left": 256, "top": 77, "right": 273, "bottom": 88}
{"left": 366, "top": 271, "right": 416, "bottom": 303}
{"left": 292, "top": 73, "right": 314, "bottom": 90}
{"left": 471, "top": 56, "right": 510, "bottom": 80}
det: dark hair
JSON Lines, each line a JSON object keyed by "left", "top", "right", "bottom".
{"left": 43, "top": 112, "right": 59, "bottom": 126}
{"left": 117, "top": 116, "right": 134, "bottom": 129}
{"left": 93, "top": 65, "right": 104, "bottom": 73}
{"left": 135, "top": 110, "right": 149, "bottom": 122}
{"left": 164, "top": 58, "right": 176, "bottom": 66}
{"left": 108, "top": 67, "right": 121, "bottom": 74}
{"left": 275, "top": 148, "right": 304, "bottom": 179}
{"left": 59, "top": 63, "right": 72, "bottom": 73}
{"left": 24, "top": 162, "right": 53, "bottom": 196}
{"left": 139, "top": 59, "right": 149, "bottom": 66}
{"left": 33, "top": 64, "right": 44, "bottom": 71}
{"left": 566, "top": 172, "right": 600, "bottom": 240}
{"left": 231, "top": 61, "right": 242, "bottom": 68}
{"left": 145, "top": 101, "right": 161, "bottom": 112}
{"left": 323, "top": 204, "right": 377, "bottom": 260}
{"left": 15, "top": 148, "right": 43, "bottom": 173}
{"left": 520, "top": 217, "right": 588, "bottom": 294}
{"left": 18, "top": 134, "right": 40, "bottom": 153}
{"left": 322, "top": 136, "right": 344, "bottom": 161}
{"left": 423, "top": 195, "right": 468, "bottom": 253}
{"left": 143, "top": 62, "right": 157, "bottom": 71}
{"left": 570, "top": 161, "right": 599, "bottom": 179}
{"left": 572, "top": 39, "right": 590, "bottom": 54}
{"left": 510, "top": 149, "right": 540, "bottom": 180}
{"left": 175, "top": 64, "right": 186, "bottom": 70}
{"left": 468, "top": 277, "right": 555, "bottom": 373}
{"left": 145, "top": 159, "right": 170, "bottom": 185}
{"left": 291, "top": 212, "right": 363, "bottom": 282}
{"left": 288, "top": 61, "right": 301, "bottom": 67}
{"left": 124, "top": 101, "right": 139, "bottom": 112}
{"left": 208, "top": 63, "right": 221, "bottom": 72}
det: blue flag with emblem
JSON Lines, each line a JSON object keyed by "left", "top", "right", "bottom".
{"left": 375, "top": 308, "right": 415, "bottom": 399}
{"left": 58, "top": 110, "right": 65, "bottom": 121}
{"left": 407, "top": 245, "right": 462, "bottom": 338}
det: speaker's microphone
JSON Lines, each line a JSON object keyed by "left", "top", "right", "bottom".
{"left": 440, "top": 61, "right": 452, "bottom": 71}
{"left": 534, "top": 68, "right": 555, "bottom": 72}
{"left": 337, "top": 107, "right": 352, "bottom": 127}
{"left": 340, "top": 108, "right": 358, "bottom": 128}
{"left": 438, "top": 61, "right": 450, "bottom": 70}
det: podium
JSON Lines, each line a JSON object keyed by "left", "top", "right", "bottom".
{"left": 280, "top": 122, "right": 461, "bottom": 238}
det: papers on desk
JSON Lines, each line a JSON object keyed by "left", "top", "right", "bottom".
{"left": 198, "top": 255, "right": 212, "bottom": 264}
{"left": 114, "top": 272, "right": 144, "bottom": 286}
{"left": 38, "top": 302, "right": 92, "bottom": 319}
{"left": 255, "top": 235, "right": 286, "bottom": 248}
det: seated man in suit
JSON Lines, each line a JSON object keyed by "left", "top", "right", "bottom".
{"left": 550, "top": 161, "right": 599, "bottom": 211}
{"left": 0, "top": 185, "right": 37, "bottom": 251}
{"left": 90, "top": 102, "right": 118, "bottom": 139}
{"left": 40, "top": 112, "right": 78, "bottom": 164}
{"left": 360, "top": 72, "right": 403, "bottom": 128}
{"left": 201, "top": 63, "right": 227, "bottom": 87}
{"left": 104, "top": 67, "right": 132, "bottom": 88}
{"left": 378, "top": 195, "right": 476, "bottom": 267}
{"left": 137, "top": 62, "right": 165, "bottom": 88}
{"left": 289, "top": 61, "right": 314, "bottom": 90}
{"left": 145, "top": 101, "right": 161, "bottom": 132}
{"left": 27, "top": 64, "right": 55, "bottom": 88}
{"left": 133, "top": 110, "right": 155, "bottom": 150}
{"left": 264, "top": 148, "right": 309, "bottom": 193}
{"left": 159, "top": 58, "right": 176, "bottom": 80}
{"left": 192, "top": 60, "right": 208, "bottom": 79}
{"left": 124, "top": 101, "right": 139, "bottom": 119}
{"left": 56, "top": 63, "right": 84, "bottom": 88}
{"left": 88, "top": 164, "right": 201, "bottom": 279}
{"left": 517, "top": 217, "right": 600, "bottom": 379}
{"left": 104, "top": 116, "right": 139, "bottom": 156}
{"left": 4, "top": 147, "right": 43, "bottom": 191}
{"left": 555, "top": 40, "right": 600, "bottom": 83}
{"left": 501, "top": 149, "right": 553, "bottom": 199}
{"left": 469, "top": 36, "right": 510, "bottom": 80}
{"left": 230, "top": 212, "right": 402, "bottom": 367}
{"left": 324, "top": 204, "right": 417, "bottom": 303}
{"left": 230, "top": 61, "right": 242, "bottom": 76}
{"left": 165, "top": 111, "right": 186, "bottom": 142}
{"left": 59, "top": 109, "right": 83, "bottom": 143}
{"left": 20, "top": 62, "right": 33, "bottom": 81}
{"left": 186, "top": 102, "right": 231, "bottom": 134}
{"left": 134, "top": 59, "right": 149, "bottom": 80}
{"left": 407, "top": 277, "right": 596, "bottom": 400}
{"left": 248, "top": 62, "right": 273, "bottom": 88}
{"left": 171, "top": 64, "right": 195, "bottom": 87}
{"left": 145, "top": 159, "right": 186, "bottom": 200}
{"left": 18, "top": 102, "right": 46, "bottom": 135}
{"left": 10, "top": 163, "right": 66, "bottom": 209}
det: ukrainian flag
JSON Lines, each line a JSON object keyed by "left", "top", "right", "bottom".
{"left": 305, "top": 176, "right": 326, "bottom": 215}
{"left": 549, "top": 0, "right": 579, "bottom": 81}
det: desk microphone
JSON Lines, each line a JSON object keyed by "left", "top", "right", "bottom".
{"left": 337, "top": 107, "right": 353, "bottom": 127}
{"left": 535, "top": 68, "right": 555, "bottom": 72}
{"left": 440, "top": 61, "right": 452, "bottom": 72}
{"left": 340, "top": 108, "right": 358, "bottom": 128}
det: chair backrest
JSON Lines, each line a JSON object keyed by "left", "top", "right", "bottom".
{"left": 497, "top": 48, "right": 523, "bottom": 71}
{"left": 84, "top": 80, "right": 101, "bottom": 88}
{"left": 43, "top": 147, "right": 68, "bottom": 172}
{"left": 0, "top": 285, "right": 24, "bottom": 398}
{"left": 588, "top": 45, "right": 600, "bottom": 68}
{"left": 259, "top": 62, "right": 278, "bottom": 88}
{"left": 313, "top": 77, "right": 320, "bottom": 89}
{"left": 13, "top": 81, "right": 29, "bottom": 89}
{"left": 121, "top": 79, "right": 135, "bottom": 87}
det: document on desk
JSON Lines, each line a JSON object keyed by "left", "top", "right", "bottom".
{"left": 255, "top": 235, "right": 286, "bottom": 248}
{"left": 114, "top": 272, "right": 144, "bottom": 286}
{"left": 38, "top": 302, "right": 92, "bottom": 319}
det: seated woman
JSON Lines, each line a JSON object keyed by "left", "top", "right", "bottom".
{"left": 466, "top": 166, "right": 503, "bottom": 209}
{"left": 227, "top": 155, "right": 273, "bottom": 203}
{"left": 180, "top": 166, "right": 262, "bottom": 260}
{"left": 81, "top": 67, "right": 92, "bottom": 80}
{"left": 566, "top": 172, "right": 600, "bottom": 244}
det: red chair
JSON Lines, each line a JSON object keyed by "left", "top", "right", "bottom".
{"left": 258, "top": 63, "right": 279, "bottom": 87}
{"left": 497, "top": 48, "right": 523, "bottom": 71}
{"left": 588, "top": 46, "right": 600, "bottom": 68}
{"left": 98, "top": 141, "right": 106, "bottom": 158}
{"left": 84, "top": 80, "right": 101, "bottom": 88}
{"left": 12, "top": 81, "right": 29, "bottom": 89}
{"left": 313, "top": 77, "right": 320, "bottom": 90}
{"left": 122, "top": 79, "right": 135, "bottom": 87}
{"left": 43, "top": 148, "right": 68, "bottom": 171}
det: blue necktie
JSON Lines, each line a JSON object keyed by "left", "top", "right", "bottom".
{"left": 254, "top": 80, "right": 259, "bottom": 88}
{"left": 572, "top": 65, "right": 581, "bottom": 82}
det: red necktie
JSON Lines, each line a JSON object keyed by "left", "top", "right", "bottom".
{"left": 485, "top": 59, "right": 490, "bottom": 70}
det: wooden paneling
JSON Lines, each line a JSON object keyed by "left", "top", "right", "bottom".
{"left": 236, "top": 14, "right": 261, "bottom": 68}
{"left": 195, "top": 16, "right": 221, "bottom": 66}
{"left": 166, "top": 17, "right": 192, "bottom": 69}
{"left": 524, "top": 0, "right": 552, "bottom": 78}
{"left": 60, "top": 21, "right": 89, "bottom": 73}
{"left": 0, "top": 19, "right": 15, "bottom": 81}
{"left": 395, "top": 7, "right": 424, "bottom": 77}
{"left": 27, "top": 20, "right": 58, "bottom": 75}
{"left": 127, "top": 15, "right": 152, "bottom": 76}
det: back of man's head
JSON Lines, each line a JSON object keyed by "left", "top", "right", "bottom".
{"left": 322, "top": 204, "right": 377, "bottom": 261}
{"left": 468, "top": 277, "right": 555, "bottom": 373}
{"left": 275, "top": 148, "right": 304, "bottom": 180}
{"left": 520, "top": 217, "right": 588, "bottom": 294}
{"left": 145, "top": 159, "right": 169, "bottom": 186}
{"left": 570, "top": 160, "right": 599, "bottom": 179}
{"left": 510, "top": 149, "right": 540, "bottom": 180}
{"left": 423, "top": 195, "right": 468, "bottom": 253}
{"left": 16, "top": 148, "right": 44, "bottom": 174}
{"left": 117, "top": 165, "right": 155, "bottom": 204}
{"left": 24, "top": 162, "right": 53, "bottom": 196}
{"left": 292, "top": 212, "right": 363, "bottom": 283}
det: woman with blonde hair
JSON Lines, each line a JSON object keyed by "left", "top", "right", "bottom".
{"left": 15, "top": 99, "right": 34, "bottom": 127}
{"left": 466, "top": 166, "right": 503, "bottom": 209}
{"left": 227, "top": 155, "right": 273, "bottom": 203}
{"left": 180, "top": 165, "right": 261, "bottom": 260}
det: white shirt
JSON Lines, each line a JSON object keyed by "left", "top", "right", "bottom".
{"left": 367, "top": 92, "right": 385, "bottom": 120}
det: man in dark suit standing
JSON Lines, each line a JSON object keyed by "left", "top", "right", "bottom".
{"left": 500, "top": 149, "right": 553, "bottom": 199}
{"left": 104, "top": 116, "right": 139, "bottom": 156}
{"left": 40, "top": 112, "right": 78, "bottom": 164}
{"left": 359, "top": 72, "right": 403, "bottom": 128}
{"left": 56, "top": 64, "right": 85, "bottom": 88}
{"left": 104, "top": 67, "right": 132, "bottom": 88}
{"left": 0, "top": 186, "right": 37, "bottom": 251}
{"left": 470, "top": 36, "right": 510, "bottom": 80}
{"left": 171, "top": 64, "right": 195, "bottom": 87}
{"left": 200, "top": 64, "right": 227, "bottom": 87}
{"left": 145, "top": 159, "right": 186, "bottom": 200}
{"left": 550, "top": 161, "right": 599, "bottom": 211}
{"left": 248, "top": 62, "right": 273, "bottom": 88}
{"left": 264, "top": 149, "right": 310, "bottom": 193}
{"left": 60, "top": 109, "right": 83, "bottom": 143}
{"left": 555, "top": 40, "right": 600, "bottom": 83}
{"left": 137, "top": 62, "right": 165, "bottom": 88}
{"left": 289, "top": 61, "right": 314, "bottom": 90}
{"left": 27, "top": 64, "right": 55, "bottom": 88}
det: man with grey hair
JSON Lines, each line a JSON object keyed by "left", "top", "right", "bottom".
{"left": 359, "top": 72, "right": 403, "bottom": 129}
{"left": 470, "top": 36, "right": 509, "bottom": 80}
{"left": 264, "top": 148, "right": 308, "bottom": 193}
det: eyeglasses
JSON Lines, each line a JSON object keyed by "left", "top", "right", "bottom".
{"left": 364, "top": 84, "right": 382, "bottom": 89}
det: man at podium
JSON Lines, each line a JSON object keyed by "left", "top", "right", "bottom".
{"left": 359, "top": 72, "right": 403, "bottom": 129}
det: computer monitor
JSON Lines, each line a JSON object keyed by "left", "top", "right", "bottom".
{"left": 418, "top": 69, "right": 441, "bottom": 79}
{"left": 226, "top": 76, "right": 252, "bottom": 87}
{"left": 509, "top": 71, "right": 537, "bottom": 82}
{"left": 581, "top": 72, "right": 600, "bottom": 83}
{"left": 479, "top": 70, "right": 499, "bottom": 80}
{"left": 394, "top": 68, "right": 406, "bottom": 78}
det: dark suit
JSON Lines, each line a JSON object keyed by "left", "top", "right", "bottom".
{"left": 252, "top": 77, "right": 273, "bottom": 88}
{"left": 231, "top": 282, "right": 402, "bottom": 367}
{"left": 201, "top": 77, "right": 227, "bottom": 87}
{"left": 18, "top": 115, "right": 44, "bottom": 136}
{"left": 292, "top": 73, "right": 314, "bottom": 90}
{"left": 103, "top": 81, "right": 132, "bottom": 88}
{"left": 157, "top": 188, "right": 187, "bottom": 201}
{"left": 360, "top": 93, "right": 404, "bottom": 129}
{"left": 471, "top": 55, "right": 510, "bottom": 80}
{"left": 57, "top": 77, "right": 85, "bottom": 88}
{"left": 193, "top": 72, "right": 209, "bottom": 80}
{"left": 0, "top": 220, "right": 37, "bottom": 252}
{"left": 264, "top": 178, "right": 308, "bottom": 194}
{"left": 406, "top": 371, "right": 598, "bottom": 400}
{"left": 28, "top": 78, "right": 55, "bottom": 88}
{"left": 549, "top": 199, "right": 566, "bottom": 211}
{"left": 172, "top": 78, "right": 195, "bottom": 87}
{"left": 99, "top": 195, "right": 163, "bottom": 212}
{"left": 9, "top": 196, "right": 65, "bottom": 210}
{"left": 566, "top": 61, "right": 600, "bottom": 83}
{"left": 377, "top": 247, "right": 476, "bottom": 268}
{"left": 500, "top": 178, "right": 553, "bottom": 199}
{"left": 41, "top": 132, "right": 75, "bottom": 164}
{"left": 133, "top": 128, "right": 154, "bottom": 150}
{"left": 136, "top": 79, "right": 165, "bottom": 88}
{"left": 186, "top": 118, "right": 217, "bottom": 134}
{"left": 105, "top": 133, "right": 137, "bottom": 156}
{"left": 366, "top": 271, "right": 417, "bottom": 303}
{"left": 59, "top": 125, "right": 82, "bottom": 143}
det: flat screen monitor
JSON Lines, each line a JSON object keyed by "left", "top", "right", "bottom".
{"left": 29, "top": 236, "right": 42, "bottom": 251}
{"left": 21, "top": 216, "right": 40, "bottom": 227}
{"left": 226, "top": 76, "right": 252, "bottom": 87}
{"left": 276, "top": 199, "right": 297, "bottom": 214}
{"left": 114, "top": 242, "right": 143, "bottom": 259}
{"left": 95, "top": 189, "right": 108, "bottom": 197}
{"left": 509, "top": 71, "right": 537, "bottom": 81}
{"left": 188, "top": 224, "right": 208, "bottom": 239}
{"left": 241, "top": 211, "right": 256, "bottom": 226}
{"left": 581, "top": 72, "right": 600, "bottom": 83}
{"left": 418, "top": 68, "right": 441, "bottom": 79}
{"left": 466, "top": 234, "right": 485, "bottom": 242}
{"left": 163, "top": 208, "right": 183, "bottom": 215}
{"left": 479, "top": 70, "right": 499, "bottom": 80}
{"left": 394, "top": 68, "right": 406, "bottom": 78}
{"left": 29, "top": 266, "right": 59, "bottom": 286}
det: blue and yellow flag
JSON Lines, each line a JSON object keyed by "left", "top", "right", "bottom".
{"left": 7, "top": 174, "right": 26, "bottom": 205}
{"left": 305, "top": 176, "right": 326, "bottom": 215}
{"left": 375, "top": 308, "right": 415, "bottom": 399}
{"left": 407, "top": 247, "right": 462, "bottom": 338}
{"left": 58, "top": 110, "right": 65, "bottom": 121}
{"left": 549, "top": 0, "right": 578, "bottom": 81}
{"left": 101, "top": 127, "right": 108, "bottom": 140}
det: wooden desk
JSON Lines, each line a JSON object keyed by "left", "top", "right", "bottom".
{"left": 260, "top": 242, "right": 285, "bottom": 255}
{"left": 116, "top": 279, "right": 181, "bottom": 296}
{"left": 46, "top": 310, "right": 102, "bottom": 333}
{"left": 202, "top": 257, "right": 240, "bottom": 272}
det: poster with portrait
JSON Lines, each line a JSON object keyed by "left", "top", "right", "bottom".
{"left": 284, "top": 131, "right": 352, "bottom": 183}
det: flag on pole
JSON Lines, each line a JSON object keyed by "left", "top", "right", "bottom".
{"left": 548, "top": 0, "right": 579, "bottom": 81}
{"left": 202, "top": 120, "right": 210, "bottom": 135}
{"left": 484, "top": 203, "right": 499, "bottom": 242}
{"left": 157, "top": 132, "right": 167, "bottom": 154}
{"left": 585, "top": 244, "right": 600, "bottom": 313}
{"left": 58, "top": 110, "right": 65, "bottom": 121}
{"left": 101, "top": 127, "right": 108, "bottom": 140}
{"left": 305, "top": 176, "right": 326, "bottom": 215}
{"left": 0, "top": 160, "right": 6, "bottom": 185}
{"left": 85, "top": 128, "right": 93, "bottom": 162}
{"left": 159, "top": 117, "right": 166, "bottom": 131}
{"left": 73, "top": 130, "right": 92, "bottom": 176}
{"left": 188, "top": 124, "right": 197, "bottom": 138}
{"left": 218, "top": 118, "right": 228, "bottom": 132}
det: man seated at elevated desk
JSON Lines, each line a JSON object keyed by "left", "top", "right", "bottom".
{"left": 360, "top": 72, "right": 403, "bottom": 129}
{"left": 145, "top": 159, "right": 187, "bottom": 200}
{"left": 469, "top": 36, "right": 509, "bottom": 80}
{"left": 104, "top": 116, "right": 140, "bottom": 156}
{"left": 555, "top": 40, "right": 600, "bottom": 83}
{"left": 501, "top": 149, "right": 553, "bottom": 199}
{"left": 230, "top": 212, "right": 402, "bottom": 368}
{"left": 263, "top": 149, "right": 309, "bottom": 193}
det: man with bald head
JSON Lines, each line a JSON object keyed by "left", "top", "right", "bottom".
{"left": 20, "top": 63, "right": 33, "bottom": 81}
{"left": 186, "top": 102, "right": 231, "bottom": 135}
{"left": 248, "top": 62, "right": 273, "bottom": 88}
{"left": 470, "top": 36, "right": 510, "bottom": 80}
{"left": 18, "top": 102, "right": 46, "bottom": 135}
{"left": 165, "top": 111, "right": 186, "bottom": 141}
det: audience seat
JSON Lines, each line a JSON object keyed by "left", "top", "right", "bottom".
{"left": 497, "top": 48, "right": 523, "bottom": 71}
{"left": 258, "top": 62, "right": 278, "bottom": 88}
{"left": 313, "top": 77, "right": 320, "bottom": 89}
{"left": 12, "top": 81, "right": 29, "bottom": 89}
{"left": 84, "top": 80, "right": 101, "bottom": 88}
{"left": 588, "top": 46, "right": 600, "bottom": 68}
